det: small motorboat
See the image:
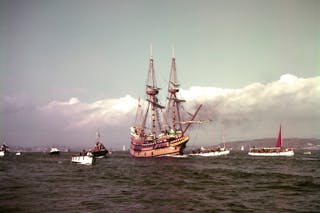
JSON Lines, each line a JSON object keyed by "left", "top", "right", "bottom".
{"left": 71, "top": 151, "right": 95, "bottom": 165}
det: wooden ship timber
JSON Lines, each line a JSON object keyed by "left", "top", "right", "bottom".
{"left": 130, "top": 49, "right": 203, "bottom": 157}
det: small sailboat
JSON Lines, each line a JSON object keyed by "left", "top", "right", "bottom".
{"left": 91, "top": 130, "right": 110, "bottom": 158}
{"left": 190, "top": 126, "right": 230, "bottom": 157}
{"left": 248, "top": 124, "right": 294, "bottom": 156}
{"left": 241, "top": 145, "right": 244, "bottom": 151}
{"left": 71, "top": 150, "right": 95, "bottom": 165}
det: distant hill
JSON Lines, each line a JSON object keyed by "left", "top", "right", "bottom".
{"left": 221, "top": 138, "right": 320, "bottom": 151}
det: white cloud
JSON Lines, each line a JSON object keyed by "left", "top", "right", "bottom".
{"left": 39, "top": 95, "right": 137, "bottom": 130}
{"left": 180, "top": 74, "right": 320, "bottom": 141}
{"left": 181, "top": 74, "right": 320, "bottom": 116}
{"left": 1, "top": 74, "right": 319, "bottom": 148}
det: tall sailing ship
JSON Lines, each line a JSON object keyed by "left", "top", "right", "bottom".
{"left": 130, "top": 49, "right": 203, "bottom": 157}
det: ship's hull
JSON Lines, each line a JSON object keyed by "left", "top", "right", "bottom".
{"left": 190, "top": 149, "right": 230, "bottom": 157}
{"left": 49, "top": 151, "right": 60, "bottom": 155}
{"left": 92, "top": 150, "right": 109, "bottom": 158}
{"left": 130, "top": 135, "right": 189, "bottom": 157}
{"left": 248, "top": 150, "right": 294, "bottom": 156}
{"left": 248, "top": 147, "right": 294, "bottom": 156}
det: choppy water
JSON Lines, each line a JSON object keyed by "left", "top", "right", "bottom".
{"left": 0, "top": 151, "right": 319, "bottom": 212}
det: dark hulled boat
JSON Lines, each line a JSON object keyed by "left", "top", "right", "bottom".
{"left": 92, "top": 130, "right": 110, "bottom": 158}
{"left": 49, "top": 147, "right": 60, "bottom": 155}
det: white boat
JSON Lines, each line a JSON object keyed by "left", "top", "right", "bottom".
{"left": 190, "top": 126, "right": 230, "bottom": 157}
{"left": 71, "top": 152, "right": 95, "bottom": 165}
{"left": 303, "top": 151, "right": 311, "bottom": 155}
{"left": 248, "top": 148, "right": 294, "bottom": 156}
{"left": 16, "top": 152, "right": 21, "bottom": 156}
{"left": 50, "top": 147, "right": 60, "bottom": 155}
{"left": 190, "top": 146, "right": 230, "bottom": 157}
{"left": 0, "top": 151, "right": 4, "bottom": 157}
{"left": 241, "top": 145, "right": 244, "bottom": 151}
{"left": 248, "top": 124, "right": 294, "bottom": 157}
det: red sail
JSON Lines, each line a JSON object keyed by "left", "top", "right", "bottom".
{"left": 275, "top": 124, "right": 282, "bottom": 147}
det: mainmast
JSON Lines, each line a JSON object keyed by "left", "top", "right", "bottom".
{"left": 96, "top": 129, "right": 101, "bottom": 143}
{"left": 145, "top": 46, "right": 164, "bottom": 137}
{"left": 221, "top": 125, "right": 226, "bottom": 148}
{"left": 166, "top": 47, "right": 185, "bottom": 132}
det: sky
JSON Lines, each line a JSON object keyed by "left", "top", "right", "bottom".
{"left": 0, "top": 0, "right": 319, "bottom": 149}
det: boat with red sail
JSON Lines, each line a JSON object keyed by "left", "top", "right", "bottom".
{"left": 248, "top": 124, "right": 294, "bottom": 156}
{"left": 130, "top": 48, "right": 204, "bottom": 157}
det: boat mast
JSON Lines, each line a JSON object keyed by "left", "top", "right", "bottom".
{"left": 96, "top": 129, "right": 101, "bottom": 143}
{"left": 221, "top": 125, "right": 226, "bottom": 148}
{"left": 134, "top": 98, "right": 143, "bottom": 126}
{"left": 145, "top": 46, "right": 164, "bottom": 137}
{"left": 167, "top": 47, "right": 185, "bottom": 132}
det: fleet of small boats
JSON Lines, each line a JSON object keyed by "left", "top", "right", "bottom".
{"left": 1, "top": 49, "right": 310, "bottom": 163}
{"left": 248, "top": 124, "right": 294, "bottom": 157}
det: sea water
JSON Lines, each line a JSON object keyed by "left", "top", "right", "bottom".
{"left": 0, "top": 151, "right": 319, "bottom": 212}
